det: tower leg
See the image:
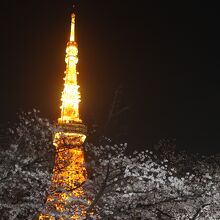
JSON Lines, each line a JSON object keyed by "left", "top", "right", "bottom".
{"left": 39, "top": 135, "right": 87, "bottom": 220}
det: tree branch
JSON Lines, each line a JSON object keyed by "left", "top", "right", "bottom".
{"left": 85, "top": 163, "right": 110, "bottom": 219}
{"left": 190, "top": 204, "right": 211, "bottom": 220}
{"left": 156, "top": 208, "right": 175, "bottom": 219}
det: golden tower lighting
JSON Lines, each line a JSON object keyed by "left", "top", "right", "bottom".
{"left": 39, "top": 12, "right": 87, "bottom": 220}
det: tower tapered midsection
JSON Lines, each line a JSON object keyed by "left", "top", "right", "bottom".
{"left": 59, "top": 13, "right": 82, "bottom": 125}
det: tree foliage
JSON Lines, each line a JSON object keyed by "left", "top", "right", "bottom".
{"left": 82, "top": 138, "right": 220, "bottom": 219}
{"left": 0, "top": 113, "right": 219, "bottom": 220}
{"left": 0, "top": 111, "right": 55, "bottom": 220}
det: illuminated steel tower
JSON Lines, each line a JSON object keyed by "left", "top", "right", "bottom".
{"left": 39, "top": 13, "right": 87, "bottom": 219}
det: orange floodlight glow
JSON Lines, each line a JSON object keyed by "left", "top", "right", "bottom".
{"left": 39, "top": 13, "right": 88, "bottom": 220}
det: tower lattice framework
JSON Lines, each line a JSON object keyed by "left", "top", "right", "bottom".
{"left": 39, "top": 12, "right": 88, "bottom": 220}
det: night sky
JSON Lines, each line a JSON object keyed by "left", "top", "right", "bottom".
{"left": 1, "top": 1, "right": 220, "bottom": 154}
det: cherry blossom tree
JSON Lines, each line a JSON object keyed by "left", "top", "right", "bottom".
{"left": 0, "top": 110, "right": 55, "bottom": 220}
{"left": 0, "top": 113, "right": 219, "bottom": 220}
{"left": 82, "top": 139, "right": 220, "bottom": 219}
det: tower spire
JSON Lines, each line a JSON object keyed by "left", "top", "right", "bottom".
{"left": 70, "top": 13, "right": 75, "bottom": 42}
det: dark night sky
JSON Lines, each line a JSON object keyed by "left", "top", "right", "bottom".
{"left": 0, "top": 1, "right": 220, "bottom": 153}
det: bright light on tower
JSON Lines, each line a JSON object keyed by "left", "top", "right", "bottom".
{"left": 39, "top": 12, "right": 88, "bottom": 220}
